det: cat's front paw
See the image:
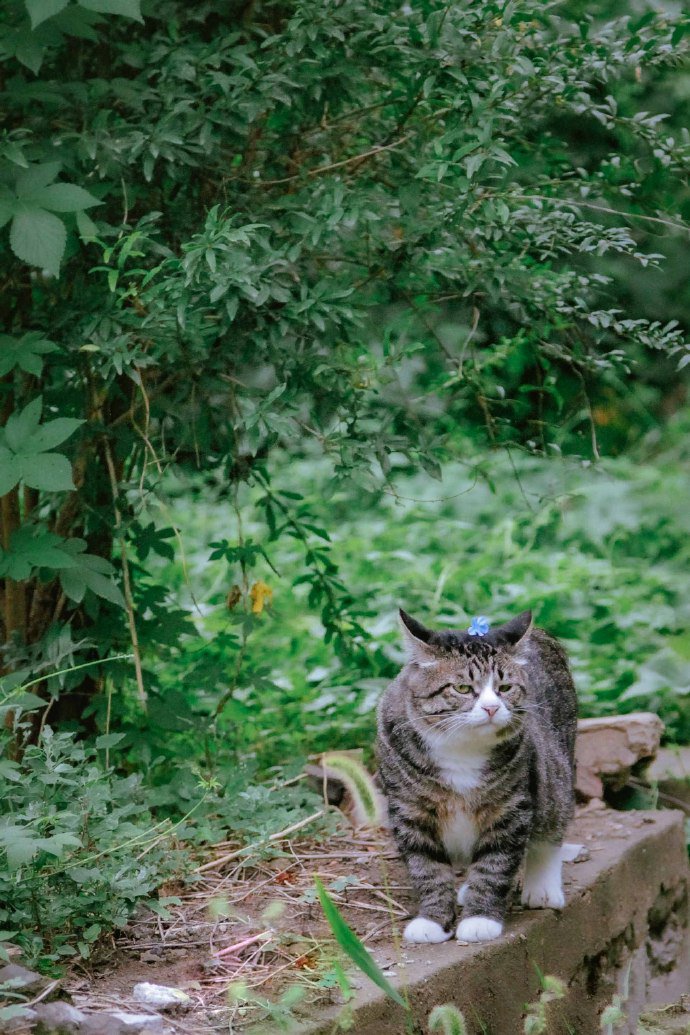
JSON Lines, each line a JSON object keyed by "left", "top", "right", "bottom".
{"left": 403, "top": 916, "right": 453, "bottom": 943}
{"left": 521, "top": 883, "right": 565, "bottom": 909}
{"left": 456, "top": 916, "right": 503, "bottom": 942}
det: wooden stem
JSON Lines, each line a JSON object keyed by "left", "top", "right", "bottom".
{"left": 1, "top": 487, "right": 26, "bottom": 641}
{"left": 103, "top": 435, "right": 147, "bottom": 708}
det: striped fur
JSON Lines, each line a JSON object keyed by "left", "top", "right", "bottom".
{"left": 376, "top": 610, "right": 577, "bottom": 938}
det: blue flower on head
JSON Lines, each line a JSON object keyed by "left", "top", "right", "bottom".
{"left": 468, "top": 615, "right": 490, "bottom": 637}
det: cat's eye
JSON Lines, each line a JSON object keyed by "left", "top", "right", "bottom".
{"left": 453, "top": 684, "right": 473, "bottom": 695}
{"left": 498, "top": 684, "right": 513, "bottom": 694}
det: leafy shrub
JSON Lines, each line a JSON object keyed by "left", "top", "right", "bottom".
{"left": 0, "top": 0, "right": 688, "bottom": 736}
{"left": 0, "top": 728, "right": 186, "bottom": 967}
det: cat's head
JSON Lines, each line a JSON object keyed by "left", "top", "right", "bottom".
{"left": 398, "top": 609, "right": 533, "bottom": 737}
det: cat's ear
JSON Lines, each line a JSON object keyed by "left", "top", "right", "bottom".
{"left": 495, "top": 610, "right": 533, "bottom": 650}
{"left": 399, "top": 609, "right": 438, "bottom": 664}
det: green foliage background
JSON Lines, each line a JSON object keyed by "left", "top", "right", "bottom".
{"left": 0, "top": 0, "right": 689, "bottom": 969}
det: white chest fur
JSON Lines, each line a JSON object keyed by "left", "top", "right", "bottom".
{"left": 441, "top": 804, "right": 478, "bottom": 862}
{"left": 434, "top": 750, "right": 487, "bottom": 795}
{"left": 426, "top": 732, "right": 492, "bottom": 863}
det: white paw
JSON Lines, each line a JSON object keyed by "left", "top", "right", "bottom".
{"left": 521, "top": 882, "right": 565, "bottom": 909}
{"left": 456, "top": 916, "right": 503, "bottom": 942}
{"left": 403, "top": 916, "right": 453, "bottom": 943}
{"left": 457, "top": 883, "right": 468, "bottom": 905}
{"left": 523, "top": 841, "right": 565, "bottom": 909}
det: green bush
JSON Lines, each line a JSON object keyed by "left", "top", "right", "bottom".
{"left": 0, "top": 727, "right": 186, "bottom": 967}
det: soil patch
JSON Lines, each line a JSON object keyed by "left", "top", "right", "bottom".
{"left": 60, "top": 805, "right": 686, "bottom": 1033}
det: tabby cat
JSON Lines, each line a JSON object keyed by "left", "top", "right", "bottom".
{"left": 376, "top": 608, "right": 577, "bottom": 943}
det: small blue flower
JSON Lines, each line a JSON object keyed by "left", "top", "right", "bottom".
{"left": 468, "top": 615, "right": 490, "bottom": 637}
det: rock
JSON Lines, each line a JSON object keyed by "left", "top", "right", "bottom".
{"left": 0, "top": 963, "right": 45, "bottom": 993}
{"left": 579, "top": 796, "right": 607, "bottom": 813}
{"left": 76, "top": 1017, "right": 123, "bottom": 1035}
{"left": 79, "top": 1014, "right": 170, "bottom": 1035}
{"left": 647, "top": 746, "right": 690, "bottom": 810}
{"left": 136, "top": 952, "right": 161, "bottom": 965}
{"left": 648, "top": 746, "right": 690, "bottom": 783}
{"left": 575, "top": 712, "right": 664, "bottom": 800}
{"left": 561, "top": 842, "right": 589, "bottom": 863}
{"left": 131, "top": 984, "right": 191, "bottom": 1012}
{"left": 0, "top": 1006, "right": 37, "bottom": 1033}
{"left": 33, "top": 1002, "right": 84, "bottom": 1034}
{"left": 107, "top": 1014, "right": 170, "bottom": 1034}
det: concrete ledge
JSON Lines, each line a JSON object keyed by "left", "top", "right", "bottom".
{"left": 298, "top": 809, "right": 690, "bottom": 1035}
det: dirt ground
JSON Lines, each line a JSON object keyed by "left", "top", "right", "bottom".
{"left": 65, "top": 820, "right": 411, "bottom": 1032}
{"left": 61, "top": 802, "right": 660, "bottom": 1033}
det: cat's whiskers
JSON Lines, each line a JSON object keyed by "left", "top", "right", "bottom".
{"left": 433, "top": 715, "right": 472, "bottom": 736}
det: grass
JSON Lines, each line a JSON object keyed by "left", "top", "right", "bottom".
{"left": 139, "top": 407, "right": 690, "bottom": 785}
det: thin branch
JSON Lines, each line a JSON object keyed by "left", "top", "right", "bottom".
{"left": 25, "top": 980, "right": 61, "bottom": 1008}
{"left": 518, "top": 194, "right": 690, "bottom": 235}
{"left": 103, "top": 436, "right": 147, "bottom": 708}
{"left": 458, "top": 305, "right": 481, "bottom": 378}
{"left": 213, "top": 930, "right": 272, "bottom": 959}
{"left": 259, "top": 136, "right": 409, "bottom": 187}
{"left": 380, "top": 474, "right": 479, "bottom": 505}
{"left": 194, "top": 809, "right": 327, "bottom": 874}
{"left": 214, "top": 486, "right": 250, "bottom": 719}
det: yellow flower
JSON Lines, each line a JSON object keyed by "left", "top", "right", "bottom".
{"left": 250, "top": 580, "right": 273, "bottom": 614}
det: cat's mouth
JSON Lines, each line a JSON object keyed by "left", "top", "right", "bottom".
{"left": 473, "top": 713, "right": 510, "bottom": 730}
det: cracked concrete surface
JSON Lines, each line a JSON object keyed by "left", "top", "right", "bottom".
{"left": 299, "top": 808, "right": 690, "bottom": 1035}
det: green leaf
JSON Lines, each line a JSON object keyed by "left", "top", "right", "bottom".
{"left": 96, "top": 732, "right": 126, "bottom": 749}
{"left": 0, "top": 526, "right": 78, "bottom": 580}
{"left": 3, "top": 143, "right": 29, "bottom": 169}
{"left": 314, "top": 877, "right": 407, "bottom": 1008}
{"left": 67, "top": 866, "right": 101, "bottom": 883}
{"left": 671, "top": 23, "right": 689, "bottom": 46}
{"left": 35, "top": 183, "right": 102, "bottom": 213}
{"left": 0, "top": 333, "right": 58, "bottom": 378}
{"left": 76, "top": 209, "right": 98, "bottom": 242}
{"left": 0, "top": 448, "right": 21, "bottom": 496}
{"left": 35, "top": 832, "right": 82, "bottom": 856}
{"left": 4, "top": 838, "right": 37, "bottom": 871}
{"left": 81, "top": 569, "right": 126, "bottom": 607}
{"left": 12, "top": 691, "right": 47, "bottom": 712}
{"left": 78, "top": 0, "right": 143, "bottom": 20}
{"left": 59, "top": 568, "right": 86, "bottom": 603}
{"left": 59, "top": 547, "right": 125, "bottom": 606}
{"left": 10, "top": 209, "right": 67, "bottom": 277}
{"left": 25, "top": 0, "right": 69, "bottom": 28}
{"left": 19, "top": 452, "right": 75, "bottom": 491}
{"left": 27, "top": 417, "right": 83, "bottom": 453}
{"left": 15, "top": 162, "right": 61, "bottom": 196}
{"left": 4, "top": 397, "right": 43, "bottom": 452}
{"left": 53, "top": 4, "right": 101, "bottom": 38}
{"left": 0, "top": 761, "right": 21, "bottom": 782}
{"left": 14, "top": 33, "right": 45, "bottom": 74}
{"left": 0, "top": 187, "right": 15, "bottom": 229}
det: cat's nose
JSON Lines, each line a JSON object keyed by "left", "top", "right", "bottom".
{"left": 482, "top": 704, "right": 499, "bottom": 718}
